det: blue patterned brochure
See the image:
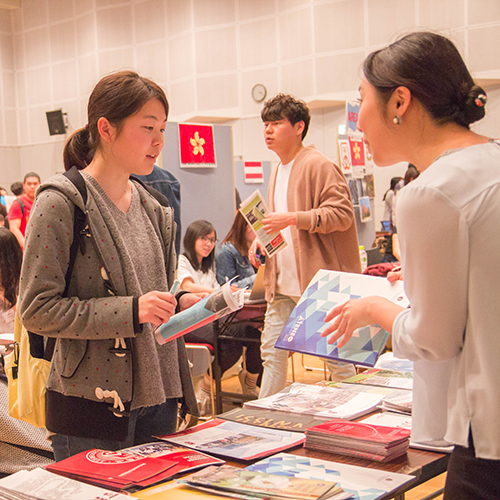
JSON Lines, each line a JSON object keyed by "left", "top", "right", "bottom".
{"left": 246, "top": 453, "right": 414, "bottom": 500}
{"left": 274, "top": 270, "right": 408, "bottom": 367}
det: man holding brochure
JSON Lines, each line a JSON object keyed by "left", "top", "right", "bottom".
{"left": 249, "top": 94, "right": 361, "bottom": 398}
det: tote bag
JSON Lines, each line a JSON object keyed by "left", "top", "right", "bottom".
{"left": 4, "top": 313, "right": 49, "bottom": 428}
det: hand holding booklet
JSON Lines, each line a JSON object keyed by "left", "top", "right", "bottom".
{"left": 274, "top": 270, "right": 409, "bottom": 367}
{"left": 155, "top": 281, "right": 245, "bottom": 345}
{"left": 239, "top": 189, "right": 287, "bottom": 258}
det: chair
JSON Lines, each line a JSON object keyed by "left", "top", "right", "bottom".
{"left": 366, "top": 246, "right": 383, "bottom": 266}
{"left": 184, "top": 343, "right": 215, "bottom": 419}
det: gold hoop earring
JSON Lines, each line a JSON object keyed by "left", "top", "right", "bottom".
{"left": 393, "top": 115, "right": 401, "bottom": 125}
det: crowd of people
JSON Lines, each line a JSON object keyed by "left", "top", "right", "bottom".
{"left": 0, "top": 31, "right": 498, "bottom": 499}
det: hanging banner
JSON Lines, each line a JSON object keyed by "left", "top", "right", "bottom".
{"left": 337, "top": 138, "right": 352, "bottom": 174}
{"left": 346, "top": 101, "right": 360, "bottom": 134}
{"left": 179, "top": 124, "right": 216, "bottom": 168}
{"left": 244, "top": 161, "right": 264, "bottom": 184}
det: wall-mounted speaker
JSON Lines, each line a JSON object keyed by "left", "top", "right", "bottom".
{"left": 46, "top": 109, "right": 66, "bottom": 135}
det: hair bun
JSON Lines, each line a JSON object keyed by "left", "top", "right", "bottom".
{"left": 463, "top": 85, "right": 487, "bottom": 126}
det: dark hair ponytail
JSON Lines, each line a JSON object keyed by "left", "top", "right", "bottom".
{"left": 63, "top": 70, "right": 169, "bottom": 171}
{"left": 63, "top": 127, "right": 92, "bottom": 171}
{"left": 363, "top": 32, "right": 486, "bottom": 129}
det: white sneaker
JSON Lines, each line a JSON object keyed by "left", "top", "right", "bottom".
{"left": 238, "top": 369, "right": 258, "bottom": 397}
{"left": 197, "top": 388, "right": 213, "bottom": 417}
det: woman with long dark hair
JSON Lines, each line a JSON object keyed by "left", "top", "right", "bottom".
{"left": 322, "top": 32, "right": 500, "bottom": 499}
{"left": 19, "top": 71, "right": 200, "bottom": 461}
{"left": 0, "top": 228, "right": 22, "bottom": 332}
{"left": 179, "top": 220, "right": 262, "bottom": 415}
{"left": 216, "top": 211, "right": 257, "bottom": 288}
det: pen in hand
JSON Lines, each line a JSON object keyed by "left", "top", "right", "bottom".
{"left": 169, "top": 279, "right": 180, "bottom": 295}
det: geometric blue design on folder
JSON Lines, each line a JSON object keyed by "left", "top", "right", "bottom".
{"left": 274, "top": 270, "right": 392, "bottom": 367}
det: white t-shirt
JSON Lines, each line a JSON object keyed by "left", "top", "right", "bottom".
{"left": 178, "top": 254, "right": 218, "bottom": 289}
{"left": 274, "top": 159, "right": 300, "bottom": 297}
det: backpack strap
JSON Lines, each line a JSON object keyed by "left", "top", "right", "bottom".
{"left": 16, "top": 198, "right": 25, "bottom": 217}
{"left": 29, "top": 167, "right": 90, "bottom": 361}
{"left": 130, "top": 175, "right": 170, "bottom": 208}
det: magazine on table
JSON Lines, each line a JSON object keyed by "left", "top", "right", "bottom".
{"left": 360, "top": 411, "right": 412, "bottom": 430}
{"left": 0, "top": 468, "right": 129, "bottom": 500}
{"left": 244, "top": 382, "right": 383, "bottom": 420}
{"left": 239, "top": 189, "right": 287, "bottom": 258}
{"left": 178, "top": 464, "right": 350, "bottom": 500}
{"left": 218, "top": 406, "right": 333, "bottom": 433}
{"left": 274, "top": 270, "right": 408, "bottom": 367}
{"left": 374, "top": 351, "right": 414, "bottom": 373}
{"left": 304, "top": 419, "right": 411, "bottom": 462}
{"left": 342, "top": 368, "right": 413, "bottom": 390}
{"left": 320, "top": 380, "right": 412, "bottom": 402}
{"left": 246, "top": 453, "right": 415, "bottom": 500}
{"left": 155, "top": 281, "right": 244, "bottom": 345}
{"left": 156, "top": 419, "right": 305, "bottom": 461}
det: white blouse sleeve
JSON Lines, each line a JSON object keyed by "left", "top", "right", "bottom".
{"left": 392, "top": 183, "right": 468, "bottom": 362}
{"left": 177, "top": 255, "right": 198, "bottom": 286}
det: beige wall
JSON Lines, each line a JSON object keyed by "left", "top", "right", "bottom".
{"left": 1, "top": 0, "right": 500, "bottom": 222}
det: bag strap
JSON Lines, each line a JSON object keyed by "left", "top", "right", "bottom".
{"left": 28, "top": 167, "right": 90, "bottom": 361}
{"left": 130, "top": 175, "right": 170, "bottom": 208}
{"left": 16, "top": 198, "right": 25, "bottom": 217}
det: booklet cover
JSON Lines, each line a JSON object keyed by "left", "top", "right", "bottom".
{"left": 342, "top": 368, "right": 413, "bottom": 391}
{"left": 239, "top": 189, "right": 287, "bottom": 258}
{"left": 218, "top": 406, "right": 333, "bottom": 433}
{"left": 244, "top": 383, "right": 383, "bottom": 421}
{"left": 178, "top": 465, "right": 348, "bottom": 500}
{"left": 155, "top": 281, "right": 244, "bottom": 345}
{"left": 156, "top": 419, "right": 305, "bottom": 461}
{"left": 246, "top": 453, "right": 415, "bottom": 500}
{"left": 274, "top": 270, "right": 408, "bottom": 367}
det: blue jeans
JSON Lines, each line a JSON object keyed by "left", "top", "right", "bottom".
{"left": 51, "top": 398, "right": 178, "bottom": 462}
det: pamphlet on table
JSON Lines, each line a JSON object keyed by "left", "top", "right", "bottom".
{"left": 246, "top": 453, "right": 415, "bottom": 500}
{"left": 342, "top": 368, "right": 413, "bottom": 390}
{"left": 156, "top": 419, "right": 305, "bottom": 461}
{"left": 218, "top": 406, "right": 333, "bottom": 433}
{"left": 44, "top": 442, "right": 223, "bottom": 491}
{"left": 305, "top": 419, "right": 411, "bottom": 462}
{"left": 0, "top": 468, "right": 129, "bottom": 500}
{"left": 155, "top": 281, "right": 244, "bottom": 345}
{"left": 178, "top": 464, "right": 351, "bottom": 500}
{"left": 239, "top": 189, "right": 287, "bottom": 258}
{"left": 244, "top": 382, "right": 383, "bottom": 420}
{"left": 274, "top": 270, "right": 408, "bottom": 367}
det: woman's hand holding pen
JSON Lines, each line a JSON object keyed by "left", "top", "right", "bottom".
{"left": 138, "top": 291, "right": 177, "bottom": 327}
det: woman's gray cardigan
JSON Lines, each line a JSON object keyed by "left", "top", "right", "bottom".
{"left": 19, "top": 173, "right": 198, "bottom": 439}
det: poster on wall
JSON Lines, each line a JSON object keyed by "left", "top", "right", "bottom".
{"left": 348, "top": 179, "right": 359, "bottom": 206}
{"left": 364, "top": 141, "right": 374, "bottom": 174}
{"left": 244, "top": 161, "right": 264, "bottom": 184}
{"left": 179, "top": 124, "right": 217, "bottom": 168}
{"left": 345, "top": 101, "right": 360, "bottom": 134}
{"left": 349, "top": 136, "right": 365, "bottom": 179}
{"left": 337, "top": 138, "right": 352, "bottom": 174}
{"left": 363, "top": 174, "right": 375, "bottom": 199}
{"left": 359, "top": 196, "right": 372, "bottom": 223}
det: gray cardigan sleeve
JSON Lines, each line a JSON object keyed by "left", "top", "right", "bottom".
{"left": 19, "top": 189, "right": 137, "bottom": 340}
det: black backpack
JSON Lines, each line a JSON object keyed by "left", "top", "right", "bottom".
{"left": 28, "top": 167, "right": 171, "bottom": 361}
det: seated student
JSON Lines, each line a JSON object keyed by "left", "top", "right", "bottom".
{"left": 178, "top": 220, "right": 263, "bottom": 415}
{"left": 0, "top": 228, "right": 21, "bottom": 333}
{"left": 0, "top": 228, "right": 54, "bottom": 474}
{"left": 216, "top": 211, "right": 257, "bottom": 288}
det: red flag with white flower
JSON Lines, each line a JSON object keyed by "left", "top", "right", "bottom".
{"left": 179, "top": 124, "right": 216, "bottom": 168}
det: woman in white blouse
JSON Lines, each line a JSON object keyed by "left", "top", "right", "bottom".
{"left": 322, "top": 32, "right": 500, "bottom": 499}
